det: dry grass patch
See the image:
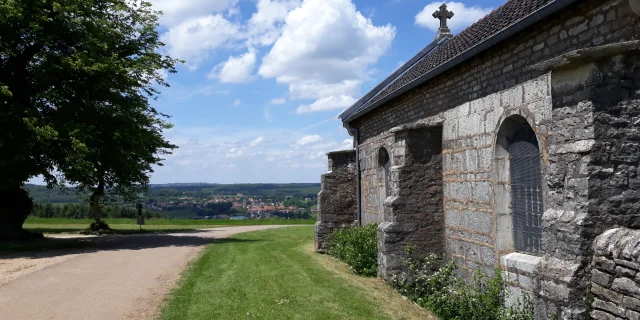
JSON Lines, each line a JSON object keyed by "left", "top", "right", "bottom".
{"left": 305, "top": 243, "right": 437, "bottom": 320}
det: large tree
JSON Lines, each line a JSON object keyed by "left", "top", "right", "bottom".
{"left": 56, "top": 103, "right": 176, "bottom": 226}
{"left": 0, "top": 0, "right": 179, "bottom": 237}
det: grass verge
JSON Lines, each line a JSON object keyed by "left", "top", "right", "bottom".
{"left": 159, "top": 226, "right": 432, "bottom": 320}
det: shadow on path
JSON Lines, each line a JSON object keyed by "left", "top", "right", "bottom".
{"left": 0, "top": 231, "right": 264, "bottom": 260}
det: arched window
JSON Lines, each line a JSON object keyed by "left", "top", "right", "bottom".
{"left": 378, "top": 147, "right": 391, "bottom": 197}
{"left": 494, "top": 115, "right": 543, "bottom": 256}
{"left": 509, "top": 124, "right": 543, "bottom": 255}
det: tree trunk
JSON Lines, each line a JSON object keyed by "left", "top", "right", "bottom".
{"left": 90, "top": 181, "right": 105, "bottom": 225}
{"left": 0, "top": 185, "right": 37, "bottom": 241}
{"left": 89, "top": 192, "right": 102, "bottom": 224}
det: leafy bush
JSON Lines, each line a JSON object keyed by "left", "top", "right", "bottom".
{"left": 392, "top": 253, "right": 534, "bottom": 320}
{"left": 326, "top": 224, "right": 378, "bottom": 276}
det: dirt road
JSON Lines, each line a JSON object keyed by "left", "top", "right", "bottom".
{"left": 0, "top": 225, "right": 294, "bottom": 320}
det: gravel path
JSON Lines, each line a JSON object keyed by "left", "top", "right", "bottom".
{"left": 0, "top": 225, "right": 294, "bottom": 320}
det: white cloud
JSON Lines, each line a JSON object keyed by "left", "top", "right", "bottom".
{"left": 288, "top": 80, "right": 362, "bottom": 100}
{"left": 296, "top": 95, "right": 356, "bottom": 114}
{"left": 270, "top": 98, "right": 287, "bottom": 105}
{"left": 149, "top": 0, "right": 239, "bottom": 26}
{"left": 309, "top": 151, "right": 325, "bottom": 160}
{"left": 249, "top": 136, "right": 265, "bottom": 147}
{"left": 415, "top": 2, "right": 493, "bottom": 32}
{"left": 246, "top": 0, "right": 301, "bottom": 47}
{"left": 258, "top": 0, "right": 395, "bottom": 109}
{"left": 296, "top": 135, "right": 323, "bottom": 146}
{"left": 337, "top": 138, "right": 353, "bottom": 150}
{"left": 151, "top": 126, "right": 354, "bottom": 183}
{"left": 208, "top": 49, "right": 257, "bottom": 83}
{"left": 232, "top": 99, "right": 241, "bottom": 107}
{"left": 226, "top": 6, "right": 241, "bottom": 18}
{"left": 161, "top": 15, "right": 239, "bottom": 70}
{"left": 226, "top": 146, "right": 245, "bottom": 158}
{"left": 182, "top": 86, "right": 230, "bottom": 99}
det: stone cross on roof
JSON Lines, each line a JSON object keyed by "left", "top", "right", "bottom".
{"left": 432, "top": 3, "right": 454, "bottom": 41}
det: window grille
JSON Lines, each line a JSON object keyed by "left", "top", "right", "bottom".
{"left": 378, "top": 148, "right": 391, "bottom": 197}
{"left": 509, "top": 125, "right": 543, "bottom": 255}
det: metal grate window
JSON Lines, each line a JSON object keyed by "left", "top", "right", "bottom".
{"left": 378, "top": 148, "right": 391, "bottom": 197}
{"left": 509, "top": 124, "right": 543, "bottom": 255}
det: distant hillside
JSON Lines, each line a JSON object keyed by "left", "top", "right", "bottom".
{"left": 25, "top": 183, "right": 321, "bottom": 204}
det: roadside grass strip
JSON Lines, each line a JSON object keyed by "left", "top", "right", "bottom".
{"left": 159, "top": 226, "right": 433, "bottom": 320}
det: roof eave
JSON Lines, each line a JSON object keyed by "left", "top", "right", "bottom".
{"left": 342, "top": 0, "right": 581, "bottom": 124}
{"left": 338, "top": 37, "right": 447, "bottom": 121}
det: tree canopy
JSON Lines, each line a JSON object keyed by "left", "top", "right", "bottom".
{"left": 0, "top": 0, "right": 180, "bottom": 236}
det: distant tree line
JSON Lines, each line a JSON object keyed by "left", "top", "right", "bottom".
{"left": 31, "top": 203, "right": 167, "bottom": 220}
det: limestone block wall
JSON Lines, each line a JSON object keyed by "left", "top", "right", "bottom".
{"left": 314, "top": 150, "right": 357, "bottom": 252}
{"left": 359, "top": 134, "right": 395, "bottom": 225}
{"left": 441, "top": 74, "right": 552, "bottom": 276}
{"left": 590, "top": 228, "right": 640, "bottom": 320}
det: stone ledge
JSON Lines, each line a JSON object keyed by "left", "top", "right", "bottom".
{"left": 326, "top": 149, "right": 355, "bottom": 156}
{"left": 528, "top": 40, "right": 640, "bottom": 72}
{"left": 501, "top": 252, "right": 542, "bottom": 275}
{"left": 389, "top": 117, "right": 444, "bottom": 133}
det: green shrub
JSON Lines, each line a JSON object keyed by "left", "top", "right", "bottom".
{"left": 392, "top": 253, "right": 534, "bottom": 320}
{"left": 326, "top": 224, "right": 378, "bottom": 276}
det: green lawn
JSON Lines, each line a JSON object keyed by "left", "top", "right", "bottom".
{"left": 23, "top": 218, "right": 315, "bottom": 234}
{"left": 159, "top": 226, "right": 433, "bottom": 320}
{"left": 25, "top": 218, "right": 315, "bottom": 226}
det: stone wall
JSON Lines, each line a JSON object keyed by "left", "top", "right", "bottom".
{"left": 590, "top": 228, "right": 640, "bottom": 320}
{"left": 532, "top": 50, "right": 640, "bottom": 318}
{"left": 314, "top": 150, "right": 357, "bottom": 253}
{"left": 359, "top": 133, "right": 395, "bottom": 225}
{"left": 314, "top": 0, "right": 640, "bottom": 317}
{"left": 377, "top": 126, "right": 445, "bottom": 277}
{"left": 343, "top": 0, "right": 639, "bottom": 318}
{"left": 590, "top": 53, "right": 640, "bottom": 230}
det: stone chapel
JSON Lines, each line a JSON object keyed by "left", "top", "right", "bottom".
{"left": 314, "top": 0, "right": 640, "bottom": 319}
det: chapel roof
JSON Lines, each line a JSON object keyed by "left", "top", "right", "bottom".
{"left": 339, "top": 0, "right": 566, "bottom": 123}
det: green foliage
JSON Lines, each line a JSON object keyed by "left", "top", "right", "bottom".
{"left": 202, "top": 202, "right": 233, "bottom": 216}
{"left": 326, "top": 224, "right": 378, "bottom": 276}
{"left": 30, "top": 203, "right": 167, "bottom": 219}
{"left": 584, "top": 284, "right": 594, "bottom": 314}
{"left": 0, "top": 0, "right": 179, "bottom": 228}
{"left": 392, "top": 253, "right": 534, "bottom": 320}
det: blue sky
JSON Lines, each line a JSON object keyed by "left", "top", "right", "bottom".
{"left": 126, "top": 0, "right": 506, "bottom": 184}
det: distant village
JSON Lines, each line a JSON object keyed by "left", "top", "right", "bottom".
{"left": 147, "top": 194, "right": 317, "bottom": 220}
